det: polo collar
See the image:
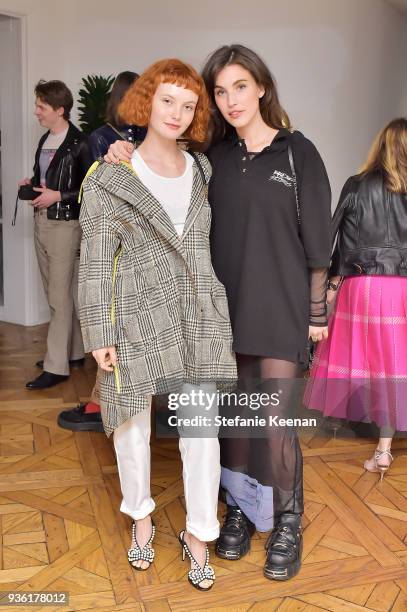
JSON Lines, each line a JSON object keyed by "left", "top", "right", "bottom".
{"left": 231, "top": 127, "right": 291, "bottom": 148}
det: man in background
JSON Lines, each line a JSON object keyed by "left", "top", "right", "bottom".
{"left": 19, "top": 80, "right": 92, "bottom": 389}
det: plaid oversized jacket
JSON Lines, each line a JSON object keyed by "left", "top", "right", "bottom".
{"left": 78, "top": 154, "right": 237, "bottom": 436}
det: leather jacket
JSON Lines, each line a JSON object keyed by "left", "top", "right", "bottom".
{"left": 32, "top": 121, "right": 92, "bottom": 220}
{"left": 331, "top": 172, "right": 407, "bottom": 277}
{"left": 88, "top": 123, "right": 146, "bottom": 160}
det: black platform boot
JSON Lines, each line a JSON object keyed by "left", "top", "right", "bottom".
{"left": 215, "top": 506, "right": 256, "bottom": 560}
{"left": 264, "top": 513, "right": 302, "bottom": 580}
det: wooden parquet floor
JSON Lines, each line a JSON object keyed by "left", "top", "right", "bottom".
{"left": 1, "top": 322, "right": 407, "bottom": 611}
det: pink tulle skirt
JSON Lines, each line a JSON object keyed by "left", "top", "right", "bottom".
{"left": 304, "top": 276, "right": 407, "bottom": 430}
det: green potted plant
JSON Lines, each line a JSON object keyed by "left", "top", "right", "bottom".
{"left": 77, "top": 74, "right": 115, "bottom": 134}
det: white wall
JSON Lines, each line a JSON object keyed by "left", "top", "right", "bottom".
{"left": 0, "top": 0, "right": 406, "bottom": 324}
{"left": 397, "top": 20, "right": 407, "bottom": 116}
{"left": 0, "top": 4, "right": 62, "bottom": 325}
{"left": 0, "top": 15, "right": 48, "bottom": 326}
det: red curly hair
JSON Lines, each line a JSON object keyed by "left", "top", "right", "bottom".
{"left": 118, "top": 59, "right": 209, "bottom": 143}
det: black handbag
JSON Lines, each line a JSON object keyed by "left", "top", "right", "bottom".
{"left": 18, "top": 184, "right": 39, "bottom": 200}
{"left": 12, "top": 184, "right": 39, "bottom": 226}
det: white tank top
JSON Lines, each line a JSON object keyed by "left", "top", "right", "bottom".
{"left": 131, "top": 149, "right": 194, "bottom": 236}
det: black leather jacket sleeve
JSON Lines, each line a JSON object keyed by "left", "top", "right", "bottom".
{"left": 59, "top": 138, "right": 93, "bottom": 204}
{"left": 330, "top": 177, "right": 356, "bottom": 275}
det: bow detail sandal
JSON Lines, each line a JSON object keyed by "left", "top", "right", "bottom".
{"left": 179, "top": 530, "right": 215, "bottom": 591}
{"left": 364, "top": 448, "right": 393, "bottom": 481}
{"left": 128, "top": 520, "right": 156, "bottom": 571}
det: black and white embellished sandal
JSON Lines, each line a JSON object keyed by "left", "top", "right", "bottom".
{"left": 128, "top": 520, "right": 156, "bottom": 571}
{"left": 178, "top": 530, "right": 215, "bottom": 591}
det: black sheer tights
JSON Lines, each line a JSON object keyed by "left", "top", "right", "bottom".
{"left": 221, "top": 354, "right": 304, "bottom": 516}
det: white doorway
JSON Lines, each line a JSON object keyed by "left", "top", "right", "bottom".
{"left": 0, "top": 13, "right": 37, "bottom": 325}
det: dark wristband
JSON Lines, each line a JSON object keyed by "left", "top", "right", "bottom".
{"left": 309, "top": 319, "right": 328, "bottom": 327}
{"left": 327, "top": 279, "right": 341, "bottom": 291}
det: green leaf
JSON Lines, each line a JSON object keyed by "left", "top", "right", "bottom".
{"left": 76, "top": 74, "right": 114, "bottom": 134}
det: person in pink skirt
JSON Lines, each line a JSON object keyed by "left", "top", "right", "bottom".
{"left": 304, "top": 118, "right": 407, "bottom": 480}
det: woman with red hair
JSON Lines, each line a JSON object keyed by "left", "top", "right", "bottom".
{"left": 78, "top": 59, "right": 236, "bottom": 591}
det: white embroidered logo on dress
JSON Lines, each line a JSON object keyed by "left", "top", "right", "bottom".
{"left": 268, "top": 170, "right": 294, "bottom": 188}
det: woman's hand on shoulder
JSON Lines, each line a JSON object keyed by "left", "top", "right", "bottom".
{"left": 92, "top": 346, "right": 117, "bottom": 371}
{"left": 104, "top": 140, "right": 134, "bottom": 164}
{"left": 309, "top": 325, "right": 328, "bottom": 343}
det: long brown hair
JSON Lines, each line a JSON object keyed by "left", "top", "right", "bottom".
{"left": 201, "top": 44, "right": 290, "bottom": 145}
{"left": 105, "top": 71, "right": 139, "bottom": 127}
{"left": 360, "top": 118, "right": 407, "bottom": 193}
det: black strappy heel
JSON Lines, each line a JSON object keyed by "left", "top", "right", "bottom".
{"left": 178, "top": 530, "right": 215, "bottom": 591}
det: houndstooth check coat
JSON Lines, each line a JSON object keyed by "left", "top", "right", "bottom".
{"left": 78, "top": 153, "right": 237, "bottom": 436}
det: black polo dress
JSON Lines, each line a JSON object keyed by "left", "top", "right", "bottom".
{"left": 208, "top": 129, "right": 332, "bottom": 363}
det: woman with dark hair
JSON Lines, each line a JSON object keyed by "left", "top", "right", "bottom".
{"left": 104, "top": 44, "right": 332, "bottom": 581}
{"left": 305, "top": 118, "right": 407, "bottom": 480}
{"left": 89, "top": 71, "right": 146, "bottom": 159}
{"left": 200, "top": 44, "right": 331, "bottom": 581}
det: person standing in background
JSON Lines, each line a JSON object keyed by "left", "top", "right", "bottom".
{"left": 305, "top": 118, "right": 407, "bottom": 481}
{"left": 88, "top": 71, "right": 146, "bottom": 159}
{"left": 19, "top": 80, "right": 92, "bottom": 389}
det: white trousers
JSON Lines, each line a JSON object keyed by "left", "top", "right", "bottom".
{"left": 113, "top": 384, "right": 220, "bottom": 542}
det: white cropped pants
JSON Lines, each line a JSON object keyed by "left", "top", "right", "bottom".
{"left": 113, "top": 384, "right": 220, "bottom": 542}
